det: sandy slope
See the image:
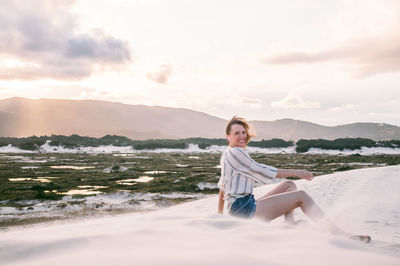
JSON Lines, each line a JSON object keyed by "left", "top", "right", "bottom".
{"left": 1, "top": 166, "right": 399, "bottom": 266}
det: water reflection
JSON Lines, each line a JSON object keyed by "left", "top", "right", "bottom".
{"left": 61, "top": 189, "right": 102, "bottom": 195}
{"left": 36, "top": 177, "right": 55, "bottom": 183}
{"left": 43, "top": 185, "right": 108, "bottom": 195}
{"left": 136, "top": 176, "right": 154, "bottom": 182}
{"left": 144, "top": 170, "right": 167, "bottom": 174}
{"left": 21, "top": 166, "right": 40, "bottom": 169}
{"left": 116, "top": 176, "right": 154, "bottom": 185}
{"left": 8, "top": 177, "right": 58, "bottom": 182}
{"left": 78, "top": 185, "right": 108, "bottom": 189}
{"left": 9, "top": 178, "right": 33, "bottom": 181}
{"left": 50, "top": 166, "right": 95, "bottom": 170}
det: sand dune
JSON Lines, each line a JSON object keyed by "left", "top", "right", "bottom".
{"left": 1, "top": 142, "right": 400, "bottom": 155}
{"left": 1, "top": 166, "right": 399, "bottom": 265}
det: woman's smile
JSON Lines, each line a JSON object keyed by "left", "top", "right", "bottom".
{"left": 227, "top": 124, "right": 247, "bottom": 148}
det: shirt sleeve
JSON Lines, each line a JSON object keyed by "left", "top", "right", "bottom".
{"left": 224, "top": 147, "right": 277, "bottom": 184}
{"left": 217, "top": 176, "right": 223, "bottom": 189}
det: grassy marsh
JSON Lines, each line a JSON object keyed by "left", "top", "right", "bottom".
{"left": 1, "top": 152, "right": 399, "bottom": 228}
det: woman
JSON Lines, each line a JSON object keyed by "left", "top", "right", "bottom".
{"left": 217, "top": 116, "right": 371, "bottom": 243}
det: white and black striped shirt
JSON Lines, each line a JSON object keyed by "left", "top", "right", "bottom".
{"left": 217, "top": 147, "right": 278, "bottom": 208}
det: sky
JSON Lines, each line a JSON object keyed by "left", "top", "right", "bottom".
{"left": 0, "top": 0, "right": 399, "bottom": 126}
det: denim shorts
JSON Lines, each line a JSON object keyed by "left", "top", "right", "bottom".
{"left": 229, "top": 194, "right": 256, "bottom": 219}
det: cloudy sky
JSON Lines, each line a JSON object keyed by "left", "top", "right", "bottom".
{"left": 0, "top": 0, "right": 399, "bottom": 126}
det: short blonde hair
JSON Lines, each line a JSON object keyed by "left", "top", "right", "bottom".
{"left": 225, "top": 116, "right": 255, "bottom": 144}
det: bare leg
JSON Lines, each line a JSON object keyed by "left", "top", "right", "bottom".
{"left": 256, "top": 180, "right": 297, "bottom": 223}
{"left": 254, "top": 190, "right": 349, "bottom": 236}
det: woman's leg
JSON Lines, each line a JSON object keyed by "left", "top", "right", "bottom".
{"left": 257, "top": 180, "right": 298, "bottom": 200}
{"left": 256, "top": 180, "right": 297, "bottom": 222}
{"left": 254, "top": 190, "right": 349, "bottom": 236}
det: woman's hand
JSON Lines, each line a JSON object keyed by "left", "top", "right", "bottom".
{"left": 276, "top": 169, "right": 314, "bottom": 180}
{"left": 297, "top": 170, "right": 314, "bottom": 181}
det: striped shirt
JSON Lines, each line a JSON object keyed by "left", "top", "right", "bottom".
{"left": 217, "top": 147, "right": 278, "bottom": 209}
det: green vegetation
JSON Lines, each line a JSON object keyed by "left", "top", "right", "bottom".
{"left": 248, "top": 138, "right": 294, "bottom": 148}
{"left": 0, "top": 135, "right": 294, "bottom": 150}
{"left": 1, "top": 152, "right": 399, "bottom": 203}
{"left": 296, "top": 138, "right": 400, "bottom": 153}
{"left": 1, "top": 151, "right": 399, "bottom": 228}
{"left": 1, "top": 135, "right": 399, "bottom": 152}
{"left": 2, "top": 135, "right": 399, "bottom": 153}
{"left": 0, "top": 135, "right": 133, "bottom": 150}
{"left": 0, "top": 136, "right": 48, "bottom": 151}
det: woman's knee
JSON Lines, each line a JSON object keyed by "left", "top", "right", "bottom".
{"left": 296, "top": 189, "right": 310, "bottom": 200}
{"left": 283, "top": 180, "right": 297, "bottom": 191}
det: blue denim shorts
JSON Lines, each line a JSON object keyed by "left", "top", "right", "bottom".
{"left": 229, "top": 194, "right": 256, "bottom": 219}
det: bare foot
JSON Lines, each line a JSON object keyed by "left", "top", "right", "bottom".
{"left": 285, "top": 219, "right": 308, "bottom": 227}
{"left": 350, "top": 235, "right": 371, "bottom": 243}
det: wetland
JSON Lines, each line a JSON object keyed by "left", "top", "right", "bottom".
{"left": 1, "top": 151, "right": 399, "bottom": 228}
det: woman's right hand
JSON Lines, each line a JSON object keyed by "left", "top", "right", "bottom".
{"left": 297, "top": 170, "right": 314, "bottom": 181}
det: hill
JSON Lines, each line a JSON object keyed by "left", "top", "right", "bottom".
{"left": 0, "top": 97, "right": 399, "bottom": 140}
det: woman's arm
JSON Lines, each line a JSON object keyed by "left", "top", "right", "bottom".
{"left": 225, "top": 147, "right": 278, "bottom": 184}
{"left": 218, "top": 189, "right": 225, "bottom": 214}
{"left": 276, "top": 169, "right": 313, "bottom": 180}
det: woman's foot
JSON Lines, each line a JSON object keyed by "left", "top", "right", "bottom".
{"left": 350, "top": 235, "right": 371, "bottom": 243}
{"left": 284, "top": 219, "right": 308, "bottom": 227}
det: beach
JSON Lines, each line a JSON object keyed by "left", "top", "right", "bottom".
{"left": 1, "top": 0, "right": 400, "bottom": 264}
{"left": 1, "top": 165, "right": 399, "bottom": 265}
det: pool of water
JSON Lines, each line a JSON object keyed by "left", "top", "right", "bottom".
{"left": 50, "top": 166, "right": 96, "bottom": 170}
{"left": 116, "top": 176, "right": 154, "bottom": 185}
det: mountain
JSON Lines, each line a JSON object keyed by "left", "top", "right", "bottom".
{"left": 252, "top": 119, "right": 400, "bottom": 141}
{"left": 0, "top": 97, "right": 226, "bottom": 139}
{"left": 0, "top": 97, "right": 399, "bottom": 140}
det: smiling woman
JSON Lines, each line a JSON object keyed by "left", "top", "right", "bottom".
{"left": 225, "top": 116, "right": 255, "bottom": 148}
{"left": 218, "top": 116, "right": 371, "bottom": 243}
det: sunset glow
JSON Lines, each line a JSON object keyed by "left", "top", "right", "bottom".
{"left": 0, "top": 0, "right": 399, "bottom": 126}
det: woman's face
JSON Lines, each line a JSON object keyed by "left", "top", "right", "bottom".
{"left": 227, "top": 124, "right": 247, "bottom": 148}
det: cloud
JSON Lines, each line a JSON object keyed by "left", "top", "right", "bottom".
{"left": 263, "top": 0, "right": 400, "bottom": 78}
{"left": 263, "top": 35, "right": 400, "bottom": 78}
{"left": 74, "top": 88, "right": 114, "bottom": 100}
{"left": 265, "top": 51, "right": 340, "bottom": 64}
{"left": 0, "top": 0, "right": 131, "bottom": 80}
{"left": 368, "top": 112, "right": 400, "bottom": 119}
{"left": 328, "top": 104, "right": 355, "bottom": 112}
{"left": 66, "top": 34, "right": 130, "bottom": 62}
{"left": 236, "top": 97, "right": 263, "bottom": 109}
{"left": 147, "top": 64, "right": 172, "bottom": 84}
{"left": 271, "top": 91, "right": 320, "bottom": 109}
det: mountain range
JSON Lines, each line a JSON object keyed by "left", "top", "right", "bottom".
{"left": 0, "top": 97, "right": 399, "bottom": 140}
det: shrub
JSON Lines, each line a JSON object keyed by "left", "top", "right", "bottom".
{"left": 296, "top": 138, "right": 378, "bottom": 153}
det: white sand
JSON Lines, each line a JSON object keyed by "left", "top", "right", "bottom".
{"left": 2, "top": 142, "right": 400, "bottom": 154}
{"left": 1, "top": 166, "right": 400, "bottom": 265}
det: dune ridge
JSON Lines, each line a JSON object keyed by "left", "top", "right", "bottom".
{"left": 1, "top": 166, "right": 399, "bottom": 265}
